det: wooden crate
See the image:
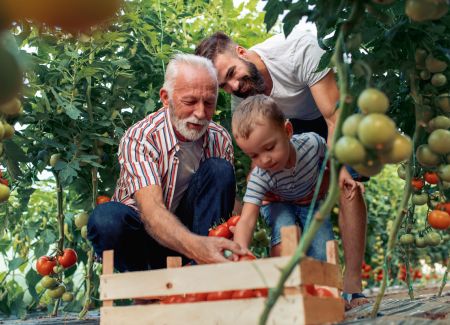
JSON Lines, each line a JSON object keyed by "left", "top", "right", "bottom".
{"left": 100, "top": 226, "right": 345, "bottom": 324}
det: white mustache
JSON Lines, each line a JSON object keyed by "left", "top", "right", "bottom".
{"left": 184, "top": 117, "right": 208, "bottom": 126}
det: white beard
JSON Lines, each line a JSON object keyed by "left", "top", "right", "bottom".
{"left": 170, "top": 105, "right": 209, "bottom": 141}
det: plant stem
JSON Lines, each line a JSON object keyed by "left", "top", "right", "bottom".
{"left": 438, "top": 259, "right": 449, "bottom": 297}
{"left": 404, "top": 247, "right": 414, "bottom": 300}
{"left": 51, "top": 171, "right": 64, "bottom": 317}
{"left": 371, "top": 71, "right": 422, "bottom": 317}
{"left": 79, "top": 248, "right": 94, "bottom": 319}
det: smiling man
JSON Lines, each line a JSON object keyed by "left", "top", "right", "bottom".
{"left": 87, "top": 54, "right": 245, "bottom": 272}
{"left": 196, "top": 29, "right": 369, "bottom": 309}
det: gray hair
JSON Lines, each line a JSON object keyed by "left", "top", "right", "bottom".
{"left": 163, "top": 53, "right": 218, "bottom": 98}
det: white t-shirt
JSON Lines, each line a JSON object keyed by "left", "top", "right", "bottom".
{"left": 232, "top": 28, "right": 330, "bottom": 120}
{"left": 170, "top": 139, "right": 203, "bottom": 212}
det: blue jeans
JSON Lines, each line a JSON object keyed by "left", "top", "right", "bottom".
{"left": 260, "top": 201, "right": 334, "bottom": 261}
{"left": 87, "top": 158, "right": 236, "bottom": 272}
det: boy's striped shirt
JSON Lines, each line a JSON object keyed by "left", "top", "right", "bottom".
{"left": 244, "top": 133, "right": 326, "bottom": 206}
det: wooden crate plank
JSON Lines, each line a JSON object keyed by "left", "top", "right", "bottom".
{"left": 100, "top": 256, "right": 301, "bottom": 300}
{"left": 303, "top": 296, "right": 345, "bottom": 325}
{"left": 325, "top": 240, "right": 341, "bottom": 296}
{"left": 102, "top": 250, "right": 114, "bottom": 307}
{"left": 299, "top": 258, "right": 343, "bottom": 290}
{"left": 281, "top": 225, "right": 300, "bottom": 256}
{"left": 101, "top": 295, "right": 306, "bottom": 325}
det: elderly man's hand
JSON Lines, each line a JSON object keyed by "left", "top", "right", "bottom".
{"left": 339, "top": 166, "right": 364, "bottom": 201}
{"left": 188, "top": 235, "right": 247, "bottom": 264}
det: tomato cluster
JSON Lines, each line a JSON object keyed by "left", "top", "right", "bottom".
{"left": 161, "top": 288, "right": 269, "bottom": 304}
{"left": 397, "top": 264, "right": 422, "bottom": 282}
{"left": 335, "top": 88, "right": 412, "bottom": 177}
{"left": 36, "top": 248, "right": 78, "bottom": 276}
{"left": 208, "top": 215, "right": 241, "bottom": 238}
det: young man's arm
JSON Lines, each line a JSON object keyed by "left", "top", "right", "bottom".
{"left": 309, "top": 70, "right": 340, "bottom": 145}
{"left": 310, "top": 70, "right": 360, "bottom": 194}
{"left": 135, "top": 185, "right": 245, "bottom": 264}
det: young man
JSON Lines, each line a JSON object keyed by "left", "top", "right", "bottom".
{"left": 88, "top": 54, "right": 245, "bottom": 272}
{"left": 232, "top": 95, "right": 333, "bottom": 261}
{"left": 196, "top": 29, "right": 368, "bottom": 308}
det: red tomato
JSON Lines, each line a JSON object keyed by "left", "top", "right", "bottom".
{"left": 253, "top": 288, "right": 269, "bottom": 298}
{"left": 231, "top": 289, "right": 255, "bottom": 299}
{"left": 161, "top": 295, "right": 185, "bottom": 304}
{"left": 208, "top": 224, "right": 232, "bottom": 238}
{"left": 428, "top": 210, "right": 450, "bottom": 230}
{"left": 424, "top": 172, "right": 439, "bottom": 184}
{"left": 36, "top": 256, "right": 57, "bottom": 276}
{"left": 436, "top": 202, "right": 450, "bottom": 215}
{"left": 238, "top": 253, "right": 256, "bottom": 261}
{"left": 184, "top": 292, "right": 207, "bottom": 302}
{"left": 362, "top": 273, "right": 370, "bottom": 279}
{"left": 304, "top": 284, "right": 317, "bottom": 296}
{"left": 226, "top": 215, "right": 241, "bottom": 228}
{"left": 0, "top": 178, "right": 9, "bottom": 186}
{"left": 57, "top": 248, "right": 78, "bottom": 268}
{"left": 315, "top": 287, "right": 334, "bottom": 298}
{"left": 206, "top": 290, "right": 233, "bottom": 301}
{"left": 96, "top": 195, "right": 111, "bottom": 205}
{"left": 414, "top": 270, "right": 422, "bottom": 280}
{"left": 411, "top": 178, "right": 424, "bottom": 191}
{"left": 363, "top": 264, "right": 372, "bottom": 272}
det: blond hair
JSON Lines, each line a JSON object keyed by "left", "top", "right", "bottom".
{"left": 232, "top": 94, "right": 285, "bottom": 139}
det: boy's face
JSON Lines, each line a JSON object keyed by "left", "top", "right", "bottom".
{"left": 234, "top": 118, "right": 294, "bottom": 172}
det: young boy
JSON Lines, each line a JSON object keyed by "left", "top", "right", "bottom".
{"left": 232, "top": 94, "right": 334, "bottom": 260}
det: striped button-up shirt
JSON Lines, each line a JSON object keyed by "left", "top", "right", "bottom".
{"left": 112, "top": 107, "right": 234, "bottom": 211}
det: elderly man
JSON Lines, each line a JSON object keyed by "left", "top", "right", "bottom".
{"left": 88, "top": 54, "right": 245, "bottom": 272}
{"left": 196, "top": 29, "right": 368, "bottom": 308}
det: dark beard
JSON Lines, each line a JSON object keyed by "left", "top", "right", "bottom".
{"left": 233, "top": 60, "right": 265, "bottom": 98}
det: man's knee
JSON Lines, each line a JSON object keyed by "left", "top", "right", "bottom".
{"left": 87, "top": 201, "right": 134, "bottom": 242}
{"left": 201, "top": 158, "right": 235, "bottom": 187}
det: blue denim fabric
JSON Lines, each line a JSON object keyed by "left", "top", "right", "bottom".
{"left": 345, "top": 165, "right": 370, "bottom": 182}
{"left": 260, "top": 201, "right": 334, "bottom": 261}
{"left": 87, "top": 158, "right": 236, "bottom": 272}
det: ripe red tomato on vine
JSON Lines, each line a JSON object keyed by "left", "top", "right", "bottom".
{"left": 428, "top": 210, "right": 450, "bottom": 230}
{"left": 424, "top": 172, "right": 439, "bottom": 184}
{"left": 36, "top": 256, "right": 56, "bottom": 276}
{"left": 57, "top": 248, "right": 78, "bottom": 268}
{"left": 226, "top": 215, "right": 241, "bottom": 228}
{"left": 96, "top": 195, "right": 111, "bottom": 205}
{"left": 411, "top": 178, "right": 425, "bottom": 191}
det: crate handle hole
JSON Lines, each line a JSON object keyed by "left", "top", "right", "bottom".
{"left": 166, "top": 282, "right": 173, "bottom": 289}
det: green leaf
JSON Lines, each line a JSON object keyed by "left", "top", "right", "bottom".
{"left": 264, "top": 0, "right": 285, "bottom": 32}
{"left": 64, "top": 103, "right": 82, "bottom": 120}
{"left": 25, "top": 269, "right": 41, "bottom": 302}
{"left": 59, "top": 164, "right": 78, "bottom": 185}
{"left": 3, "top": 140, "right": 29, "bottom": 162}
{"left": 8, "top": 257, "right": 25, "bottom": 271}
